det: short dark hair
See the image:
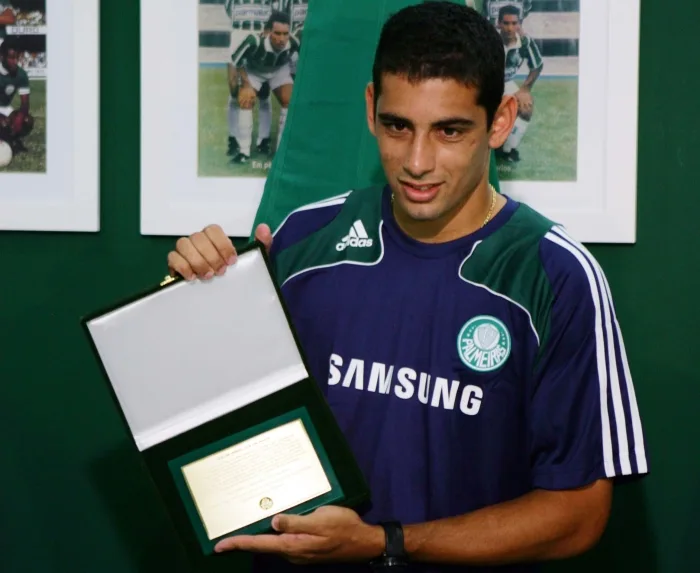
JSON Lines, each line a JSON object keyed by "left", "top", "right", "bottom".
{"left": 498, "top": 5, "right": 521, "bottom": 21}
{"left": 0, "top": 36, "right": 18, "bottom": 55}
{"left": 371, "top": 1, "right": 505, "bottom": 128}
{"left": 267, "top": 10, "right": 290, "bottom": 29}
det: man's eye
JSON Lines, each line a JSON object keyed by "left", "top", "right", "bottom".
{"left": 442, "top": 128, "right": 462, "bottom": 138}
{"left": 387, "top": 121, "right": 407, "bottom": 132}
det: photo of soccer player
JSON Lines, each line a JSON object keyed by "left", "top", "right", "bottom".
{"left": 467, "top": 0, "right": 579, "bottom": 182}
{"left": 0, "top": 0, "right": 46, "bottom": 173}
{"left": 198, "top": 0, "right": 305, "bottom": 179}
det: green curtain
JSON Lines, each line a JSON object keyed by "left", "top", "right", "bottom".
{"left": 252, "top": 0, "right": 500, "bottom": 236}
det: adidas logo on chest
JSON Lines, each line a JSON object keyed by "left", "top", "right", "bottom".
{"left": 336, "top": 220, "right": 374, "bottom": 251}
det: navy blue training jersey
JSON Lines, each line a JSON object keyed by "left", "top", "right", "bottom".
{"left": 252, "top": 184, "right": 648, "bottom": 573}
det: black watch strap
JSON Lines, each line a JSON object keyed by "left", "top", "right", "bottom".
{"left": 382, "top": 521, "right": 408, "bottom": 559}
{"left": 370, "top": 521, "right": 409, "bottom": 569}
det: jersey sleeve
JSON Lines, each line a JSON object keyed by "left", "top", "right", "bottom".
{"left": 522, "top": 36, "right": 543, "bottom": 71}
{"left": 17, "top": 70, "right": 30, "bottom": 95}
{"left": 269, "top": 194, "right": 348, "bottom": 266}
{"left": 230, "top": 34, "right": 257, "bottom": 67}
{"left": 529, "top": 227, "right": 649, "bottom": 490}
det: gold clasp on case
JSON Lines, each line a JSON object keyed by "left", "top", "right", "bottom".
{"left": 160, "top": 274, "right": 177, "bottom": 287}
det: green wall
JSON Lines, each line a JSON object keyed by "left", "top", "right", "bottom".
{"left": 1, "top": 0, "right": 698, "bottom": 571}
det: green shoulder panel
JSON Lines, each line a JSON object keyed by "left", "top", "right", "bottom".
{"left": 18, "top": 67, "right": 29, "bottom": 89}
{"left": 459, "top": 203, "right": 556, "bottom": 355}
{"left": 273, "top": 184, "right": 385, "bottom": 287}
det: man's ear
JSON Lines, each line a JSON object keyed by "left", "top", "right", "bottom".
{"left": 365, "top": 82, "right": 377, "bottom": 136}
{"left": 488, "top": 95, "right": 518, "bottom": 149}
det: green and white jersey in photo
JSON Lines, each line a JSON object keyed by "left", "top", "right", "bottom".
{"left": 0, "top": 62, "right": 29, "bottom": 108}
{"left": 231, "top": 32, "right": 300, "bottom": 75}
{"left": 504, "top": 33, "right": 543, "bottom": 82}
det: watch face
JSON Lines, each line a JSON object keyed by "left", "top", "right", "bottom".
{"left": 370, "top": 559, "right": 410, "bottom": 570}
{"left": 370, "top": 557, "right": 409, "bottom": 567}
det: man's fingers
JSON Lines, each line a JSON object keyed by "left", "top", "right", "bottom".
{"left": 169, "top": 223, "right": 267, "bottom": 283}
{"left": 204, "top": 224, "right": 237, "bottom": 267}
{"left": 174, "top": 236, "right": 215, "bottom": 279}
{"left": 190, "top": 230, "right": 228, "bottom": 277}
{"left": 272, "top": 513, "right": 310, "bottom": 534}
{"left": 254, "top": 223, "right": 273, "bottom": 254}
{"left": 214, "top": 532, "right": 324, "bottom": 564}
{"left": 167, "top": 251, "right": 195, "bottom": 281}
{"left": 215, "top": 534, "right": 286, "bottom": 554}
{"left": 239, "top": 89, "right": 255, "bottom": 109}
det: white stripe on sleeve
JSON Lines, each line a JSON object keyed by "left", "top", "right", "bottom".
{"left": 553, "top": 227, "right": 647, "bottom": 474}
{"left": 544, "top": 230, "right": 616, "bottom": 477}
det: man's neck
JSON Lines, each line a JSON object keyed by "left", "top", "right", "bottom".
{"left": 393, "top": 181, "right": 504, "bottom": 244}
{"left": 503, "top": 34, "right": 519, "bottom": 48}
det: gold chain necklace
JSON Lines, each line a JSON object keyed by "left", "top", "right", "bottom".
{"left": 482, "top": 184, "right": 497, "bottom": 228}
{"left": 391, "top": 184, "right": 498, "bottom": 229}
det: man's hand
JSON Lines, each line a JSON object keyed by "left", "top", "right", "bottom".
{"left": 167, "top": 222, "right": 272, "bottom": 281}
{"left": 515, "top": 88, "right": 533, "bottom": 115}
{"left": 238, "top": 85, "right": 257, "bottom": 109}
{"left": 214, "top": 506, "right": 385, "bottom": 565}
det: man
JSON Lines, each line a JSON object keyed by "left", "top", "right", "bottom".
{"left": 167, "top": 3, "right": 648, "bottom": 572}
{"left": 0, "top": 36, "right": 34, "bottom": 154}
{"left": 253, "top": 5, "right": 304, "bottom": 156}
{"left": 228, "top": 9, "right": 299, "bottom": 164}
{"left": 496, "top": 4, "right": 543, "bottom": 163}
{"left": 224, "top": 0, "right": 273, "bottom": 158}
{"left": 466, "top": 0, "right": 533, "bottom": 26}
{"left": 238, "top": 1, "right": 305, "bottom": 158}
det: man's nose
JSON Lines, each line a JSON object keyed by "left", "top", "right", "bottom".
{"left": 403, "top": 133, "right": 436, "bottom": 178}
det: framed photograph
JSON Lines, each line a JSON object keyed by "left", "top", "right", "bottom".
{"left": 470, "top": 0, "right": 640, "bottom": 243}
{"left": 141, "top": 0, "right": 306, "bottom": 238}
{"left": 143, "top": 0, "right": 639, "bottom": 243}
{"left": 0, "top": 0, "right": 99, "bottom": 232}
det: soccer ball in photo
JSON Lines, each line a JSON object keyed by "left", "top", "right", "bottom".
{"left": 0, "top": 140, "right": 13, "bottom": 168}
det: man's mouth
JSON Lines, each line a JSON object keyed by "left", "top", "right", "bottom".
{"left": 399, "top": 181, "right": 443, "bottom": 203}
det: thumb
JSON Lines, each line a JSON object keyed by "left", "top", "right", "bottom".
{"left": 272, "top": 513, "right": 311, "bottom": 534}
{"left": 255, "top": 223, "right": 273, "bottom": 255}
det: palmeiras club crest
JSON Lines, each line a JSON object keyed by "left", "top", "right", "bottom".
{"left": 457, "top": 315, "right": 511, "bottom": 372}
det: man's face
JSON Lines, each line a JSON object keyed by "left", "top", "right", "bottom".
{"left": 269, "top": 22, "right": 290, "bottom": 52}
{"left": 366, "top": 73, "right": 509, "bottom": 228}
{"left": 498, "top": 14, "right": 520, "bottom": 41}
{"left": 1, "top": 49, "right": 18, "bottom": 75}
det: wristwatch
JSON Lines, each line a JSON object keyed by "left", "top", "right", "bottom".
{"left": 369, "top": 521, "right": 410, "bottom": 570}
